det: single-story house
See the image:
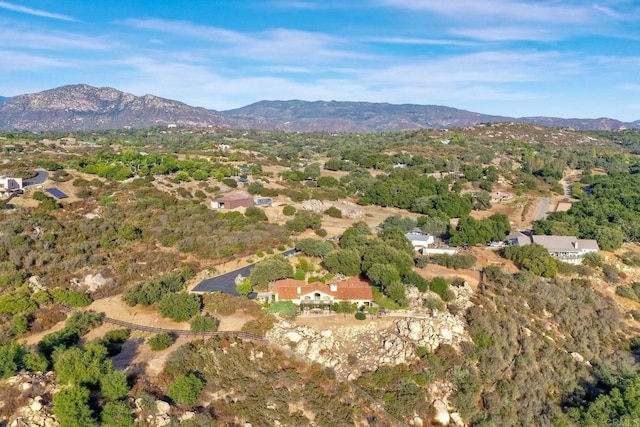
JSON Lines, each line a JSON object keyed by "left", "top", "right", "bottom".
{"left": 0, "top": 177, "right": 23, "bottom": 195}
{"left": 506, "top": 232, "right": 599, "bottom": 264}
{"left": 210, "top": 193, "right": 254, "bottom": 209}
{"left": 531, "top": 235, "right": 599, "bottom": 264}
{"left": 404, "top": 230, "right": 435, "bottom": 250}
{"left": 272, "top": 278, "right": 373, "bottom": 308}
{"left": 505, "top": 231, "right": 531, "bottom": 247}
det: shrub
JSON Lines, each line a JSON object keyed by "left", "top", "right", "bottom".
{"left": 602, "top": 264, "right": 621, "bottom": 283}
{"left": 53, "top": 386, "right": 96, "bottom": 427}
{"left": 282, "top": 205, "right": 296, "bottom": 216}
{"left": 148, "top": 333, "right": 175, "bottom": 351}
{"left": 101, "top": 329, "right": 131, "bottom": 356}
{"left": 100, "top": 371, "right": 129, "bottom": 400}
{"left": 21, "top": 351, "right": 49, "bottom": 372}
{"left": 266, "top": 301, "right": 298, "bottom": 319}
{"left": 157, "top": 292, "right": 202, "bottom": 322}
{"left": 101, "top": 401, "right": 134, "bottom": 427}
{"left": 582, "top": 252, "right": 602, "bottom": 268}
{"left": 616, "top": 286, "right": 638, "bottom": 302}
{"left": 424, "top": 297, "right": 445, "bottom": 311}
{"left": 315, "top": 228, "right": 328, "bottom": 237}
{"left": 324, "top": 206, "right": 342, "bottom": 218}
{"left": 355, "top": 312, "right": 366, "bottom": 320}
{"left": 51, "top": 288, "right": 92, "bottom": 307}
{"left": 168, "top": 373, "right": 205, "bottom": 406}
{"left": 189, "top": 315, "right": 219, "bottom": 333}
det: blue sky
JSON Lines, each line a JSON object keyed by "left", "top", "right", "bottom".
{"left": 2, "top": 0, "right": 640, "bottom": 120}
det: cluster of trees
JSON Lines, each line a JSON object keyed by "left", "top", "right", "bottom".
{"left": 71, "top": 148, "right": 238, "bottom": 182}
{"left": 534, "top": 169, "right": 640, "bottom": 251}
{"left": 358, "top": 169, "right": 474, "bottom": 218}
{"left": 503, "top": 243, "right": 560, "bottom": 277}
{"left": 449, "top": 214, "right": 510, "bottom": 246}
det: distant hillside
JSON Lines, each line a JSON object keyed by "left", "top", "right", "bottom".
{"left": 0, "top": 84, "right": 638, "bottom": 132}
{"left": 0, "top": 85, "right": 225, "bottom": 131}
{"left": 218, "top": 100, "right": 513, "bottom": 132}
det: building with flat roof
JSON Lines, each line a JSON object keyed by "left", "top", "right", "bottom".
{"left": 210, "top": 193, "right": 254, "bottom": 209}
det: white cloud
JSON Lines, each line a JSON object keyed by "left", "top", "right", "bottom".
{"left": 0, "top": 1, "right": 76, "bottom": 22}
{"left": 377, "top": 0, "right": 600, "bottom": 24}
{"left": 0, "top": 26, "right": 118, "bottom": 51}
{"left": 122, "top": 19, "right": 368, "bottom": 64}
{"left": 0, "top": 50, "right": 70, "bottom": 71}
{"left": 450, "top": 26, "right": 558, "bottom": 42}
{"left": 364, "top": 36, "right": 478, "bottom": 46}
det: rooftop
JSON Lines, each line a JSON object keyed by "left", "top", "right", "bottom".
{"left": 273, "top": 278, "right": 373, "bottom": 301}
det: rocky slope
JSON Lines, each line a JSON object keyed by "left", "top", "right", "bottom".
{"left": 0, "top": 85, "right": 225, "bottom": 131}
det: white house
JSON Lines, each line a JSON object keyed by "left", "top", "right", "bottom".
{"left": 531, "top": 235, "right": 599, "bottom": 265}
{"left": 0, "top": 177, "right": 23, "bottom": 195}
{"left": 507, "top": 232, "right": 599, "bottom": 264}
{"left": 404, "top": 230, "right": 435, "bottom": 250}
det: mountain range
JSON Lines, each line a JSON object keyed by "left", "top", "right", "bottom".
{"left": 0, "top": 84, "right": 637, "bottom": 132}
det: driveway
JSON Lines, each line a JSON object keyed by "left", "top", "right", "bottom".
{"left": 191, "top": 249, "right": 299, "bottom": 294}
{"left": 533, "top": 197, "right": 551, "bottom": 221}
{"left": 24, "top": 170, "right": 48, "bottom": 186}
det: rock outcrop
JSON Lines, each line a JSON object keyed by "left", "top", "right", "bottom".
{"left": 267, "top": 313, "right": 470, "bottom": 380}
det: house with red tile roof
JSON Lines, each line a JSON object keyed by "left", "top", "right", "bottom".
{"left": 272, "top": 278, "right": 373, "bottom": 308}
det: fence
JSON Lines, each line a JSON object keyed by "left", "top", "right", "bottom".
{"left": 59, "top": 305, "right": 266, "bottom": 342}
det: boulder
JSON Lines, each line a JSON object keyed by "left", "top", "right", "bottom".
{"left": 285, "top": 331, "right": 303, "bottom": 344}
{"left": 156, "top": 400, "right": 171, "bottom": 416}
{"left": 433, "top": 400, "right": 450, "bottom": 426}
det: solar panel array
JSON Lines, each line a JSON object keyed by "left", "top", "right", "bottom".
{"left": 46, "top": 188, "right": 69, "bottom": 199}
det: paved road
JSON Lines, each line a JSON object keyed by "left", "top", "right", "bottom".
{"left": 191, "top": 249, "right": 299, "bottom": 294}
{"left": 24, "top": 170, "right": 48, "bottom": 186}
{"left": 532, "top": 197, "right": 551, "bottom": 221}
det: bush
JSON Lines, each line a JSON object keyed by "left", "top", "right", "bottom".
{"left": 51, "top": 288, "right": 92, "bottom": 307}
{"left": 602, "top": 264, "right": 621, "bottom": 283}
{"left": 101, "top": 329, "right": 131, "bottom": 356}
{"left": 324, "top": 206, "right": 342, "bottom": 218}
{"left": 189, "top": 315, "right": 219, "bottom": 333}
{"left": 616, "top": 286, "right": 638, "bottom": 302}
{"left": 101, "top": 401, "right": 134, "bottom": 427}
{"left": 355, "top": 312, "right": 366, "bottom": 320}
{"left": 157, "top": 293, "right": 201, "bottom": 322}
{"left": 168, "top": 373, "right": 205, "bottom": 406}
{"left": 21, "top": 351, "right": 49, "bottom": 372}
{"left": 424, "top": 297, "right": 445, "bottom": 311}
{"left": 266, "top": 301, "right": 298, "bottom": 319}
{"left": 100, "top": 371, "right": 129, "bottom": 400}
{"left": 315, "top": 228, "right": 328, "bottom": 237}
{"left": 148, "top": 333, "right": 175, "bottom": 351}
{"left": 53, "top": 386, "right": 96, "bottom": 427}
{"left": 283, "top": 205, "right": 296, "bottom": 216}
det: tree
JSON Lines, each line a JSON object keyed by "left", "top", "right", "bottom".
{"left": 157, "top": 292, "right": 201, "bottom": 322}
{"left": 168, "top": 373, "right": 205, "bottom": 406}
{"left": 236, "top": 279, "right": 253, "bottom": 296}
{"left": 366, "top": 263, "right": 401, "bottom": 289}
{"left": 249, "top": 255, "right": 294, "bottom": 287}
{"left": 0, "top": 341, "right": 23, "bottom": 379}
{"left": 295, "top": 238, "right": 333, "bottom": 258}
{"left": 101, "top": 401, "right": 134, "bottom": 427}
{"left": 53, "top": 385, "right": 96, "bottom": 427}
{"left": 100, "top": 371, "right": 129, "bottom": 400}
{"left": 53, "top": 341, "right": 111, "bottom": 386}
{"left": 323, "top": 249, "right": 362, "bottom": 276}
{"left": 21, "top": 351, "right": 48, "bottom": 372}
